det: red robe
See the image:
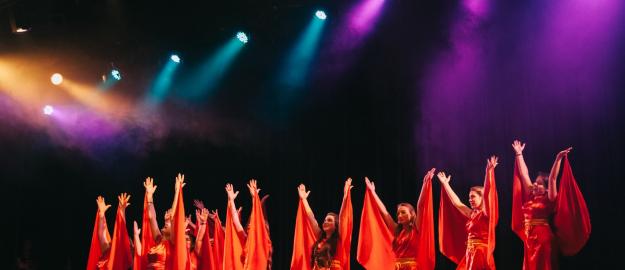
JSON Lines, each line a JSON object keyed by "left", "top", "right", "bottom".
{"left": 439, "top": 167, "right": 498, "bottom": 270}
{"left": 223, "top": 201, "right": 245, "bottom": 270}
{"left": 87, "top": 211, "right": 111, "bottom": 270}
{"left": 357, "top": 180, "right": 434, "bottom": 270}
{"left": 198, "top": 216, "right": 217, "bottom": 270}
{"left": 108, "top": 208, "right": 133, "bottom": 270}
{"left": 171, "top": 187, "right": 189, "bottom": 270}
{"left": 512, "top": 157, "right": 590, "bottom": 270}
{"left": 243, "top": 192, "right": 272, "bottom": 270}
{"left": 134, "top": 194, "right": 156, "bottom": 270}
{"left": 212, "top": 216, "right": 225, "bottom": 269}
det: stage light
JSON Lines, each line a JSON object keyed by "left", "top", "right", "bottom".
{"left": 43, "top": 105, "right": 54, "bottom": 115}
{"left": 111, "top": 69, "right": 122, "bottom": 80}
{"left": 171, "top": 54, "right": 181, "bottom": 63}
{"left": 236, "top": 32, "right": 248, "bottom": 44}
{"left": 51, "top": 73, "right": 63, "bottom": 85}
{"left": 315, "top": 10, "right": 327, "bottom": 20}
{"left": 15, "top": 27, "right": 30, "bottom": 33}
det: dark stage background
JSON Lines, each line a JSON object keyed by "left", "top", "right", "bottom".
{"left": 1, "top": 0, "right": 624, "bottom": 269}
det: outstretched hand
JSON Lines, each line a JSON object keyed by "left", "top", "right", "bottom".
{"left": 193, "top": 199, "right": 205, "bottom": 210}
{"left": 133, "top": 221, "right": 141, "bottom": 236}
{"left": 557, "top": 147, "right": 572, "bottom": 159}
{"left": 423, "top": 168, "right": 436, "bottom": 184}
{"left": 247, "top": 179, "right": 260, "bottom": 196}
{"left": 344, "top": 178, "right": 353, "bottom": 196}
{"left": 226, "top": 183, "right": 239, "bottom": 201}
{"left": 364, "top": 177, "right": 376, "bottom": 191}
{"left": 487, "top": 156, "right": 499, "bottom": 170}
{"left": 143, "top": 177, "right": 157, "bottom": 196}
{"left": 96, "top": 196, "right": 111, "bottom": 214}
{"left": 118, "top": 193, "right": 131, "bottom": 211}
{"left": 512, "top": 140, "right": 525, "bottom": 155}
{"left": 175, "top": 173, "right": 186, "bottom": 191}
{"left": 437, "top": 172, "right": 451, "bottom": 185}
{"left": 297, "top": 184, "right": 310, "bottom": 199}
{"left": 208, "top": 209, "right": 219, "bottom": 220}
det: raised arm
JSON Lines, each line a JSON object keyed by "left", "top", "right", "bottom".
{"left": 170, "top": 173, "right": 186, "bottom": 216}
{"left": 548, "top": 147, "right": 572, "bottom": 201}
{"left": 143, "top": 177, "right": 162, "bottom": 241}
{"left": 339, "top": 178, "right": 353, "bottom": 217}
{"left": 297, "top": 184, "right": 321, "bottom": 237}
{"left": 194, "top": 208, "right": 209, "bottom": 255}
{"left": 365, "top": 177, "right": 397, "bottom": 232}
{"left": 483, "top": 156, "right": 498, "bottom": 217}
{"left": 416, "top": 168, "right": 435, "bottom": 228}
{"left": 225, "top": 183, "right": 246, "bottom": 235}
{"left": 133, "top": 221, "right": 142, "bottom": 255}
{"left": 96, "top": 196, "right": 112, "bottom": 253}
{"left": 437, "top": 172, "right": 472, "bottom": 218}
{"left": 512, "top": 140, "right": 533, "bottom": 193}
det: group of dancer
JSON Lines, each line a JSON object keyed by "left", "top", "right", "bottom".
{"left": 87, "top": 140, "right": 591, "bottom": 270}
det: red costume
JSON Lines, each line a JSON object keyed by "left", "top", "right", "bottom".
{"left": 439, "top": 166, "right": 498, "bottom": 270}
{"left": 357, "top": 179, "right": 435, "bottom": 270}
{"left": 512, "top": 157, "right": 591, "bottom": 270}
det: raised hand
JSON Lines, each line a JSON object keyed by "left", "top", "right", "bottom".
{"left": 225, "top": 183, "right": 239, "bottom": 201}
{"left": 193, "top": 199, "right": 206, "bottom": 210}
{"left": 118, "top": 193, "right": 131, "bottom": 211}
{"left": 297, "top": 184, "right": 310, "bottom": 199}
{"left": 164, "top": 209, "right": 173, "bottom": 222}
{"left": 143, "top": 177, "right": 157, "bottom": 196}
{"left": 96, "top": 196, "right": 111, "bottom": 215}
{"left": 423, "top": 168, "right": 436, "bottom": 183}
{"left": 557, "top": 147, "right": 572, "bottom": 159}
{"left": 487, "top": 156, "right": 499, "bottom": 170}
{"left": 196, "top": 208, "right": 209, "bottom": 225}
{"left": 512, "top": 140, "right": 526, "bottom": 155}
{"left": 343, "top": 178, "right": 354, "bottom": 196}
{"left": 133, "top": 221, "right": 141, "bottom": 236}
{"left": 208, "top": 209, "right": 219, "bottom": 220}
{"left": 437, "top": 172, "right": 451, "bottom": 185}
{"left": 365, "top": 177, "right": 376, "bottom": 191}
{"left": 247, "top": 179, "right": 260, "bottom": 196}
{"left": 175, "top": 173, "right": 186, "bottom": 191}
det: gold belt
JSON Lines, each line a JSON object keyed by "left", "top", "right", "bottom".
{"left": 525, "top": 219, "right": 549, "bottom": 226}
{"left": 395, "top": 257, "right": 417, "bottom": 266}
{"left": 314, "top": 259, "right": 341, "bottom": 268}
{"left": 467, "top": 238, "right": 488, "bottom": 247}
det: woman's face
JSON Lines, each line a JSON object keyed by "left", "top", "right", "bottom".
{"left": 185, "top": 234, "right": 192, "bottom": 250}
{"left": 396, "top": 205, "right": 414, "bottom": 225}
{"left": 161, "top": 223, "right": 172, "bottom": 240}
{"left": 469, "top": 190, "right": 483, "bottom": 210}
{"left": 531, "top": 177, "right": 547, "bottom": 197}
{"left": 322, "top": 214, "right": 336, "bottom": 234}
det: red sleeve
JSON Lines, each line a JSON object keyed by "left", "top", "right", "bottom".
{"left": 107, "top": 208, "right": 133, "bottom": 270}
{"left": 289, "top": 199, "right": 317, "bottom": 270}
{"left": 172, "top": 188, "right": 189, "bottom": 270}
{"left": 212, "top": 215, "right": 225, "bottom": 269}
{"left": 336, "top": 190, "right": 353, "bottom": 270}
{"left": 243, "top": 193, "right": 271, "bottom": 270}
{"left": 483, "top": 167, "right": 498, "bottom": 266}
{"left": 554, "top": 156, "right": 591, "bottom": 256}
{"left": 356, "top": 188, "right": 395, "bottom": 270}
{"left": 87, "top": 211, "right": 111, "bottom": 270}
{"left": 438, "top": 187, "right": 469, "bottom": 264}
{"left": 223, "top": 201, "right": 245, "bottom": 270}
{"left": 511, "top": 161, "right": 527, "bottom": 241}
{"left": 198, "top": 217, "right": 217, "bottom": 270}
{"left": 416, "top": 179, "right": 435, "bottom": 270}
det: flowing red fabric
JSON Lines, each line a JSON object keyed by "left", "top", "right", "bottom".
{"left": 417, "top": 178, "right": 435, "bottom": 270}
{"left": 223, "top": 201, "right": 245, "bottom": 270}
{"left": 289, "top": 199, "right": 316, "bottom": 270}
{"left": 511, "top": 161, "right": 527, "bottom": 241}
{"left": 108, "top": 208, "right": 132, "bottom": 270}
{"left": 243, "top": 193, "right": 271, "bottom": 270}
{"left": 356, "top": 188, "right": 395, "bottom": 270}
{"left": 483, "top": 168, "right": 499, "bottom": 266}
{"left": 133, "top": 194, "right": 156, "bottom": 270}
{"left": 87, "top": 211, "right": 111, "bottom": 270}
{"left": 172, "top": 188, "right": 189, "bottom": 270}
{"left": 198, "top": 221, "right": 217, "bottom": 270}
{"left": 336, "top": 191, "right": 353, "bottom": 270}
{"left": 212, "top": 216, "right": 225, "bottom": 269}
{"left": 554, "top": 157, "right": 591, "bottom": 256}
{"left": 438, "top": 188, "right": 469, "bottom": 264}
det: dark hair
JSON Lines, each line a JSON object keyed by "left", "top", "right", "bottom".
{"left": 535, "top": 172, "right": 549, "bottom": 188}
{"left": 470, "top": 186, "right": 484, "bottom": 196}
{"left": 312, "top": 212, "right": 339, "bottom": 260}
{"left": 393, "top": 203, "right": 416, "bottom": 247}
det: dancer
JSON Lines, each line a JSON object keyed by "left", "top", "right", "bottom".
{"left": 290, "top": 178, "right": 353, "bottom": 270}
{"left": 511, "top": 140, "right": 591, "bottom": 270}
{"left": 357, "top": 169, "right": 436, "bottom": 270}
{"left": 438, "top": 156, "right": 499, "bottom": 270}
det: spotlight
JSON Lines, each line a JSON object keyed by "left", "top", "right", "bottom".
{"left": 111, "top": 69, "right": 122, "bottom": 80}
{"left": 171, "top": 54, "right": 181, "bottom": 63}
{"left": 315, "top": 10, "right": 327, "bottom": 20}
{"left": 51, "top": 73, "right": 63, "bottom": 85}
{"left": 236, "top": 32, "right": 248, "bottom": 44}
{"left": 43, "top": 105, "right": 54, "bottom": 115}
{"left": 15, "top": 27, "right": 30, "bottom": 33}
